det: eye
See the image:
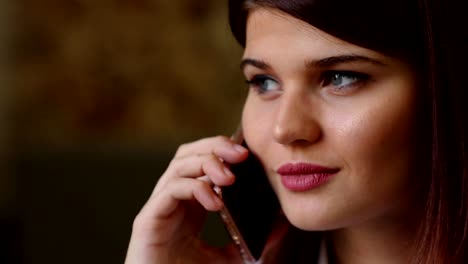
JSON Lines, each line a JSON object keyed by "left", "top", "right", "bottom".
{"left": 321, "top": 71, "right": 370, "bottom": 93}
{"left": 246, "top": 75, "right": 280, "bottom": 94}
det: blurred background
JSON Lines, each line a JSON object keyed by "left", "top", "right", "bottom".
{"left": 0, "top": 0, "right": 245, "bottom": 263}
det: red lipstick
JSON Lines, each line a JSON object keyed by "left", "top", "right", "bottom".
{"left": 277, "top": 163, "right": 339, "bottom": 192}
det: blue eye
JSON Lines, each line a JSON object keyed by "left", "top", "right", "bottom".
{"left": 246, "top": 75, "right": 280, "bottom": 94}
{"left": 321, "top": 71, "right": 370, "bottom": 91}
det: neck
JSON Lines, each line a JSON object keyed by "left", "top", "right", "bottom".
{"left": 327, "top": 211, "right": 420, "bottom": 264}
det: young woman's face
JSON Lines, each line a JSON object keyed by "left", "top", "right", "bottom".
{"left": 241, "top": 8, "right": 420, "bottom": 231}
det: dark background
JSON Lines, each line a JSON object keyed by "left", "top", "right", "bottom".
{"left": 0, "top": 1, "right": 245, "bottom": 263}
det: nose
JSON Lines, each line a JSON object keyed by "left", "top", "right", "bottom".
{"left": 273, "top": 91, "right": 322, "bottom": 146}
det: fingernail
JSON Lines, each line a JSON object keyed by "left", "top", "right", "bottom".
{"left": 233, "top": 144, "right": 247, "bottom": 153}
{"left": 224, "top": 167, "right": 234, "bottom": 178}
{"left": 213, "top": 194, "right": 223, "bottom": 207}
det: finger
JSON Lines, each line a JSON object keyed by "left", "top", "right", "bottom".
{"left": 174, "top": 136, "right": 231, "bottom": 157}
{"left": 154, "top": 154, "right": 233, "bottom": 195}
{"left": 174, "top": 136, "right": 248, "bottom": 164}
{"left": 166, "top": 154, "right": 235, "bottom": 185}
{"left": 144, "top": 177, "right": 223, "bottom": 220}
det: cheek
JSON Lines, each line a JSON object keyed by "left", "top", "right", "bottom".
{"left": 241, "top": 95, "right": 273, "bottom": 150}
{"left": 338, "top": 98, "right": 415, "bottom": 170}
{"left": 331, "top": 89, "right": 417, "bottom": 207}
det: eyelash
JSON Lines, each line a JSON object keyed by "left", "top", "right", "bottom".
{"left": 245, "top": 75, "right": 279, "bottom": 94}
{"left": 320, "top": 71, "right": 371, "bottom": 92}
{"left": 245, "top": 71, "right": 371, "bottom": 95}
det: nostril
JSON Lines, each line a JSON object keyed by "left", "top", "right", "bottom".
{"left": 273, "top": 119, "right": 323, "bottom": 146}
{"left": 293, "top": 138, "right": 317, "bottom": 146}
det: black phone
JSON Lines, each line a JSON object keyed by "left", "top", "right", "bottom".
{"left": 214, "top": 131, "right": 281, "bottom": 263}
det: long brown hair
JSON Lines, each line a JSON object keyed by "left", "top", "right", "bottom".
{"left": 228, "top": 0, "right": 468, "bottom": 262}
{"left": 414, "top": 0, "right": 468, "bottom": 262}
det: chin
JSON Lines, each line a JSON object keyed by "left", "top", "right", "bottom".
{"left": 281, "top": 205, "right": 341, "bottom": 232}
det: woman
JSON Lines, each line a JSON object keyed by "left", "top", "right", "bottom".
{"left": 125, "top": 0, "right": 468, "bottom": 263}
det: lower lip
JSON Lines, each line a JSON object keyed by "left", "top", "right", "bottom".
{"left": 280, "top": 173, "right": 336, "bottom": 192}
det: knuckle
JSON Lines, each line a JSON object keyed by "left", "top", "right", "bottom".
{"left": 215, "top": 135, "right": 230, "bottom": 143}
{"left": 159, "top": 176, "right": 176, "bottom": 191}
{"left": 205, "top": 153, "right": 218, "bottom": 162}
{"left": 132, "top": 211, "right": 153, "bottom": 231}
{"left": 132, "top": 213, "right": 162, "bottom": 234}
{"left": 164, "top": 161, "right": 180, "bottom": 179}
{"left": 132, "top": 213, "right": 146, "bottom": 229}
{"left": 201, "top": 156, "right": 218, "bottom": 173}
{"left": 152, "top": 177, "right": 167, "bottom": 194}
{"left": 172, "top": 163, "right": 187, "bottom": 177}
{"left": 193, "top": 179, "right": 209, "bottom": 191}
{"left": 168, "top": 156, "right": 192, "bottom": 174}
{"left": 175, "top": 143, "right": 189, "bottom": 155}
{"left": 203, "top": 155, "right": 222, "bottom": 169}
{"left": 172, "top": 166, "right": 182, "bottom": 178}
{"left": 166, "top": 161, "right": 181, "bottom": 176}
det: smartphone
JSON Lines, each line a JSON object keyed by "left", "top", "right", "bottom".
{"left": 213, "top": 129, "right": 281, "bottom": 263}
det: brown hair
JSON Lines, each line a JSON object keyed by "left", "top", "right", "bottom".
{"left": 228, "top": 0, "right": 468, "bottom": 262}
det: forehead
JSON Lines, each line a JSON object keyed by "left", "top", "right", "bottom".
{"left": 244, "top": 8, "right": 384, "bottom": 60}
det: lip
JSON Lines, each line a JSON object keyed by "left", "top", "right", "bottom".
{"left": 276, "top": 162, "right": 339, "bottom": 192}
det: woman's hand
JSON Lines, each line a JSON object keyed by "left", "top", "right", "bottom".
{"left": 125, "top": 136, "right": 249, "bottom": 264}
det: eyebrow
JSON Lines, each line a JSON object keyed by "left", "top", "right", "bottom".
{"left": 309, "top": 55, "right": 386, "bottom": 68}
{"left": 240, "top": 58, "right": 271, "bottom": 71}
{"left": 240, "top": 55, "right": 386, "bottom": 71}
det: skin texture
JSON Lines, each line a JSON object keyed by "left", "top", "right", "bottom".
{"left": 125, "top": 136, "right": 249, "bottom": 264}
{"left": 241, "top": 8, "right": 421, "bottom": 263}
{"left": 125, "top": 7, "right": 423, "bottom": 264}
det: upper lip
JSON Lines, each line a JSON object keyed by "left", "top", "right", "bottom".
{"left": 276, "top": 162, "right": 340, "bottom": 175}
